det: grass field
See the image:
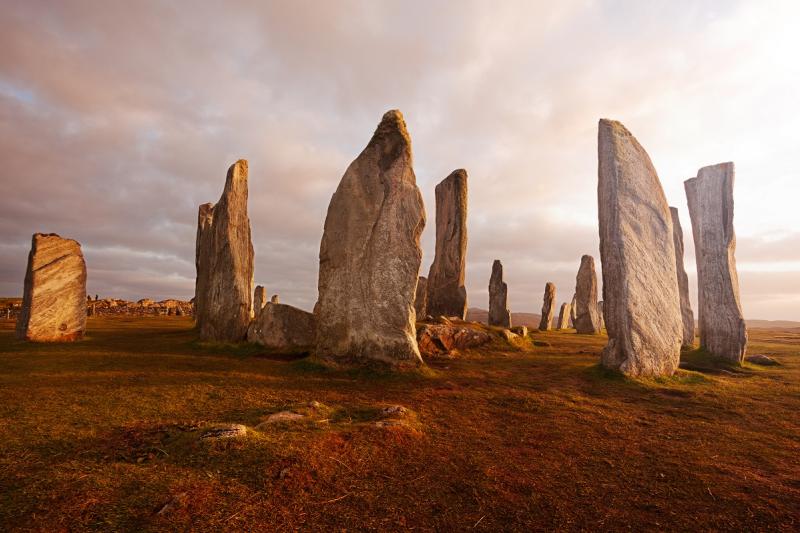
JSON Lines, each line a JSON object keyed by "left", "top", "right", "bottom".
{"left": 1, "top": 317, "right": 798, "bottom": 531}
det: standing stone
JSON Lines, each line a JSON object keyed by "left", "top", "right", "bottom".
{"left": 557, "top": 303, "right": 571, "bottom": 330}
{"left": 315, "top": 110, "right": 425, "bottom": 367}
{"left": 16, "top": 233, "right": 87, "bottom": 342}
{"left": 488, "top": 260, "right": 511, "bottom": 328}
{"left": 426, "top": 169, "right": 468, "bottom": 319}
{"left": 253, "top": 285, "right": 267, "bottom": 315}
{"left": 538, "top": 282, "right": 556, "bottom": 331}
{"left": 270, "top": 294, "right": 280, "bottom": 304}
{"left": 247, "top": 303, "right": 317, "bottom": 353}
{"left": 574, "top": 255, "right": 601, "bottom": 334}
{"left": 597, "top": 301, "right": 605, "bottom": 330}
{"left": 670, "top": 207, "right": 695, "bottom": 348}
{"left": 598, "top": 119, "right": 682, "bottom": 376}
{"left": 685, "top": 163, "right": 747, "bottom": 363}
{"left": 194, "top": 160, "right": 255, "bottom": 341}
{"left": 569, "top": 293, "right": 577, "bottom": 326}
{"left": 414, "top": 276, "right": 428, "bottom": 319}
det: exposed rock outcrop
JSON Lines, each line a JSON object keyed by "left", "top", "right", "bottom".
{"left": 538, "top": 282, "right": 556, "bottom": 331}
{"left": 488, "top": 260, "right": 511, "bottom": 328}
{"left": 574, "top": 255, "right": 601, "bottom": 334}
{"left": 194, "top": 160, "right": 255, "bottom": 341}
{"left": 597, "top": 119, "right": 682, "bottom": 376}
{"left": 16, "top": 233, "right": 87, "bottom": 342}
{"left": 685, "top": 163, "right": 747, "bottom": 363}
{"left": 426, "top": 169, "right": 468, "bottom": 319}
{"left": 315, "top": 110, "right": 425, "bottom": 367}
{"left": 670, "top": 207, "right": 695, "bottom": 348}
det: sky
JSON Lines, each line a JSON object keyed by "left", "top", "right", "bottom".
{"left": 1, "top": 0, "right": 799, "bottom": 320}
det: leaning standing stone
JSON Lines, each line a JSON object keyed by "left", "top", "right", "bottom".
{"left": 685, "top": 163, "right": 747, "bottom": 363}
{"left": 315, "top": 110, "right": 425, "bottom": 367}
{"left": 16, "top": 233, "right": 87, "bottom": 342}
{"left": 574, "top": 255, "right": 601, "bottom": 334}
{"left": 488, "top": 260, "right": 511, "bottom": 328}
{"left": 598, "top": 119, "right": 682, "bottom": 376}
{"left": 426, "top": 169, "right": 468, "bottom": 319}
{"left": 670, "top": 207, "right": 695, "bottom": 348}
{"left": 538, "top": 282, "right": 556, "bottom": 331}
{"left": 194, "top": 160, "right": 255, "bottom": 341}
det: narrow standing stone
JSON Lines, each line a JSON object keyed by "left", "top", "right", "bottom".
{"left": 685, "top": 163, "right": 747, "bottom": 363}
{"left": 426, "top": 169, "right": 468, "bottom": 319}
{"left": 414, "top": 276, "right": 428, "bottom": 319}
{"left": 488, "top": 260, "right": 511, "bottom": 328}
{"left": 254, "top": 286, "right": 267, "bottom": 314}
{"left": 194, "top": 160, "right": 255, "bottom": 341}
{"left": 670, "top": 207, "right": 695, "bottom": 348}
{"left": 597, "top": 301, "right": 605, "bottom": 330}
{"left": 598, "top": 119, "right": 682, "bottom": 376}
{"left": 538, "top": 282, "right": 556, "bottom": 331}
{"left": 16, "top": 233, "right": 87, "bottom": 342}
{"left": 557, "top": 303, "right": 571, "bottom": 330}
{"left": 315, "top": 110, "right": 425, "bottom": 367}
{"left": 574, "top": 255, "right": 601, "bottom": 334}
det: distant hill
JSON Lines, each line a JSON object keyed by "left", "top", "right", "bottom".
{"left": 466, "top": 307, "right": 541, "bottom": 328}
{"left": 746, "top": 319, "right": 800, "bottom": 330}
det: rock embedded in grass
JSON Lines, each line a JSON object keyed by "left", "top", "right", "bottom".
{"left": 246, "top": 302, "right": 316, "bottom": 353}
{"left": 16, "top": 233, "right": 87, "bottom": 342}
{"left": 315, "top": 110, "right": 425, "bottom": 368}
{"left": 200, "top": 423, "right": 247, "bottom": 440}
{"left": 597, "top": 119, "right": 682, "bottom": 376}
{"left": 745, "top": 354, "right": 779, "bottom": 366}
{"left": 416, "top": 323, "right": 492, "bottom": 357}
{"left": 685, "top": 163, "right": 748, "bottom": 363}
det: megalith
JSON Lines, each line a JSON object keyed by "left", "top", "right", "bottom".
{"left": 253, "top": 285, "right": 267, "bottom": 315}
{"left": 194, "top": 160, "right": 255, "bottom": 342}
{"left": 597, "top": 119, "right": 682, "bottom": 376}
{"left": 669, "top": 207, "right": 695, "bottom": 348}
{"left": 557, "top": 302, "right": 571, "bottom": 330}
{"left": 426, "top": 169, "right": 468, "bottom": 319}
{"left": 414, "top": 276, "right": 428, "bottom": 319}
{"left": 685, "top": 163, "right": 747, "bottom": 363}
{"left": 574, "top": 255, "right": 601, "bottom": 334}
{"left": 538, "top": 282, "right": 556, "bottom": 331}
{"left": 315, "top": 110, "right": 426, "bottom": 367}
{"left": 488, "top": 260, "right": 511, "bottom": 328}
{"left": 16, "top": 233, "right": 87, "bottom": 342}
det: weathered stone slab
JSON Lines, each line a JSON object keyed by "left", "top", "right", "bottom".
{"left": 669, "top": 207, "right": 695, "bottom": 348}
{"left": 426, "top": 169, "right": 468, "bottom": 319}
{"left": 557, "top": 303, "right": 571, "bottom": 330}
{"left": 488, "top": 260, "right": 511, "bottom": 328}
{"left": 194, "top": 160, "right": 255, "bottom": 341}
{"left": 685, "top": 163, "right": 747, "bottom": 363}
{"left": 574, "top": 255, "right": 601, "bottom": 334}
{"left": 414, "top": 276, "right": 428, "bottom": 319}
{"left": 315, "top": 110, "right": 425, "bottom": 367}
{"left": 16, "top": 233, "right": 87, "bottom": 342}
{"left": 247, "top": 302, "right": 316, "bottom": 353}
{"left": 538, "top": 282, "right": 556, "bottom": 331}
{"left": 598, "top": 119, "right": 682, "bottom": 376}
{"left": 416, "top": 323, "right": 491, "bottom": 357}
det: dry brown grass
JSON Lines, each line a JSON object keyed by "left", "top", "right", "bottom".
{"left": 1, "top": 317, "right": 798, "bottom": 531}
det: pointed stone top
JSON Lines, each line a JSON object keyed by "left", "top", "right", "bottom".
{"left": 224, "top": 159, "right": 249, "bottom": 191}
{"left": 492, "top": 259, "right": 503, "bottom": 272}
{"left": 367, "top": 110, "right": 412, "bottom": 171}
{"left": 669, "top": 206, "right": 678, "bottom": 215}
{"left": 443, "top": 168, "right": 468, "bottom": 183}
{"left": 31, "top": 233, "right": 81, "bottom": 248}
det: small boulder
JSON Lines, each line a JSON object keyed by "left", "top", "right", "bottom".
{"left": 416, "top": 324, "right": 492, "bottom": 357}
{"left": 745, "top": 354, "right": 779, "bottom": 366}
{"left": 200, "top": 424, "right": 247, "bottom": 440}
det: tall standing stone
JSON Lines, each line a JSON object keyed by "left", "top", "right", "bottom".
{"left": 426, "top": 169, "right": 468, "bottom": 319}
{"left": 670, "top": 207, "right": 695, "bottom": 348}
{"left": 597, "top": 301, "right": 605, "bottom": 330}
{"left": 685, "top": 163, "right": 747, "bottom": 363}
{"left": 598, "top": 119, "right": 682, "bottom": 376}
{"left": 557, "top": 303, "right": 571, "bottom": 330}
{"left": 574, "top": 255, "right": 601, "bottom": 334}
{"left": 414, "top": 276, "right": 428, "bottom": 319}
{"left": 194, "top": 160, "right": 255, "bottom": 342}
{"left": 538, "top": 282, "right": 556, "bottom": 331}
{"left": 316, "top": 110, "right": 426, "bottom": 367}
{"left": 253, "top": 285, "right": 267, "bottom": 315}
{"left": 16, "top": 233, "right": 87, "bottom": 342}
{"left": 488, "top": 260, "right": 511, "bottom": 328}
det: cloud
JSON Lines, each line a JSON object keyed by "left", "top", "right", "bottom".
{"left": 0, "top": 0, "right": 798, "bottom": 320}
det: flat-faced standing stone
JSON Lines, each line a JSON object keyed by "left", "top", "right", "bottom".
{"left": 685, "top": 163, "right": 747, "bottom": 363}
{"left": 253, "top": 285, "right": 267, "bottom": 315}
{"left": 669, "top": 207, "right": 695, "bottom": 348}
{"left": 574, "top": 255, "right": 601, "bottom": 334}
{"left": 414, "top": 276, "right": 428, "bottom": 319}
{"left": 194, "top": 160, "right": 255, "bottom": 341}
{"left": 426, "top": 169, "right": 468, "bottom": 319}
{"left": 538, "top": 282, "right": 556, "bottom": 331}
{"left": 488, "top": 260, "right": 511, "bottom": 328}
{"left": 16, "top": 233, "right": 87, "bottom": 342}
{"left": 557, "top": 302, "right": 571, "bottom": 330}
{"left": 315, "top": 110, "right": 426, "bottom": 367}
{"left": 598, "top": 119, "right": 682, "bottom": 376}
